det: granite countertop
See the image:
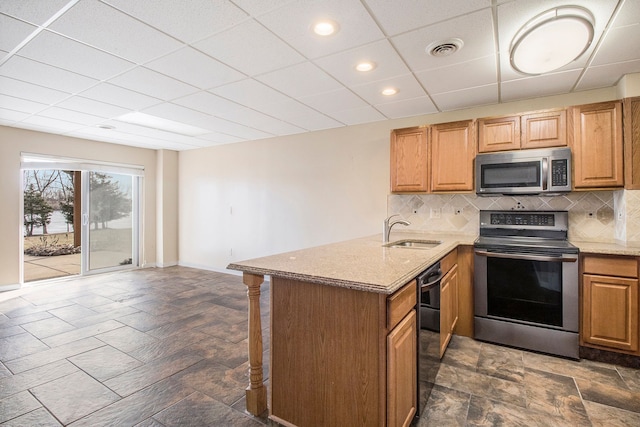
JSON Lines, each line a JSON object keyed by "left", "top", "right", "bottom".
{"left": 227, "top": 232, "right": 477, "bottom": 295}
{"left": 570, "top": 240, "right": 640, "bottom": 256}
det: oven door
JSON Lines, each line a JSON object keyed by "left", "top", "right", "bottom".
{"left": 474, "top": 249, "right": 579, "bottom": 332}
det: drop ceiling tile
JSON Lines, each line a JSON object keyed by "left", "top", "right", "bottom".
{"left": 103, "top": 0, "right": 248, "bottom": 43}
{"left": 79, "top": 83, "right": 162, "bottom": 110}
{"left": 374, "top": 95, "right": 438, "bottom": 119}
{"left": 210, "top": 78, "right": 292, "bottom": 111}
{"left": 0, "top": 75, "right": 70, "bottom": 104}
{"left": 231, "top": 0, "right": 297, "bottom": 17}
{"left": 431, "top": 84, "right": 498, "bottom": 111}
{"left": 501, "top": 69, "right": 582, "bottom": 103}
{"left": 0, "top": 14, "right": 36, "bottom": 52}
{"left": 49, "top": 0, "right": 182, "bottom": 63}
{"left": 20, "top": 115, "right": 85, "bottom": 132}
{"left": 0, "top": 107, "right": 30, "bottom": 122}
{"left": 68, "top": 128, "right": 199, "bottom": 150}
{"left": 256, "top": 0, "right": 384, "bottom": 59}
{"left": 610, "top": 0, "right": 640, "bottom": 27}
{"left": 172, "top": 91, "right": 243, "bottom": 117}
{"left": 55, "top": 96, "right": 130, "bottom": 119}
{"left": 194, "top": 19, "right": 305, "bottom": 76}
{"left": 0, "top": 94, "right": 48, "bottom": 114}
{"left": 108, "top": 67, "right": 199, "bottom": 101}
{"left": 363, "top": 0, "right": 490, "bottom": 36}
{"left": 592, "top": 25, "right": 640, "bottom": 66}
{"left": 184, "top": 116, "right": 273, "bottom": 140}
{"left": 0, "top": 0, "right": 71, "bottom": 25}
{"left": 216, "top": 106, "right": 305, "bottom": 136}
{"left": 350, "top": 74, "right": 426, "bottom": 105}
{"left": 327, "top": 105, "right": 386, "bottom": 126}
{"left": 38, "top": 106, "right": 106, "bottom": 126}
{"left": 314, "top": 39, "right": 411, "bottom": 86}
{"left": 145, "top": 47, "right": 244, "bottom": 90}
{"left": 415, "top": 55, "right": 497, "bottom": 95}
{"left": 18, "top": 31, "right": 135, "bottom": 80}
{"left": 196, "top": 132, "right": 246, "bottom": 145}
{"left": 576, "top": 60, "right": 640, "bottom": 91}
{"left": 1, "top": 56, "right": 98, "bottom": 94}
{"left": 256, "top": 62, "right": 343, "bottom": 98}
{"left": 97, "top": 119, "right": 207, "bottom": 145}
{"left": 299, "top": 88, "right": 367, "bottom": 114}
{"left": 391, "top": 9, "right": 495, "bottom": 73}
{"left": 282, "top": 109, "right": 344, "bottom": 132}
{"left": 141, "top": 102, "right": 223, "bottom": 130}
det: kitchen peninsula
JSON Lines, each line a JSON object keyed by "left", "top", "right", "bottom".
{"left": 227, "top": 232, "right": 475, "bottom": 427}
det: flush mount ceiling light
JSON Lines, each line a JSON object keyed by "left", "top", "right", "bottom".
{"left": 355, "top": 61, "right": 376, "bottom": 72}
{"left": 381, "top": 87, "right": 398, "bottom": 96}
{"left": 96, "top": 124, "right": 115, "bottom": 130}
{"left": 510, "top": 6, "right": 595, "bottom": 75}
{"left": 312, "top": 19, "right": 339, "bottom": 36}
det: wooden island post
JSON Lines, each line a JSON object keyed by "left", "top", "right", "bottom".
{"left": 243, "top": 272, "right": 267, "bottom": 416}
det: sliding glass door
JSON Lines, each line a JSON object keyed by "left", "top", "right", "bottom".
{"left": 83, "top": 171, "right": 140, "bottom": 274}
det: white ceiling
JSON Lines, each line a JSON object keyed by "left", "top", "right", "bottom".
{"left": 1, "top": 0, "right": 638, "bottom": 151}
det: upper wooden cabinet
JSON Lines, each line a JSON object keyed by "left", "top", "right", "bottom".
{"left": 478, "top": 109, "right": 567, "bottom": 153}
{"left": 570, "top": 101, "right": 624, "bottom": 189}
{"left": 390, "top": 127, "right": 428, "bottom": 192}
{"left": 430, "top": 120, "right": 475, "bottom": 192}
{"left": 624, "top": 96, "right": 640, "bottom": 190}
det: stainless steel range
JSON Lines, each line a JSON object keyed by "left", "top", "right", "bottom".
{"left": 474, "top": 210, "right": 580, "bottom": 359}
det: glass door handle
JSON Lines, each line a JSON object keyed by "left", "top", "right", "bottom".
{"left": 82, "top": 213, "right": 89, "bottom": 226}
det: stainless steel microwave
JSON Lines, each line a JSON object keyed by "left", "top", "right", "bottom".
{"left": 475, "top": 147, "right": 571, "bottom": 195}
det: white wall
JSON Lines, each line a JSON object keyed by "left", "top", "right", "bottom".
{"left": 0, "top": 126, "right": 158, "bottom": 287}
{"left": 179, "top": 85, "right": 621, "bottom": 273}
{"left": 156, "top": 149, "right": 179, "bottom": 267}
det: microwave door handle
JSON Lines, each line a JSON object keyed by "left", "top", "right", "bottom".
{"left": 475, "top": 250, "right": 577, "bottom": 263}
{"left": 542, "top": 157, "right": 549, "bottom": 190}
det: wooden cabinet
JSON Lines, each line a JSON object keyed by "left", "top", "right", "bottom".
{"left": 387, "top": 309, "right": 417, "bottom": 427}
{"left": 570, "top": 101, "right": 624, "bottom": 189}
{"left": 270, "top": 277, "right": 416, "bottom": 427}
{"left": 438, "top": 249, "right": 458, "bottom": 357}
{"left": 391, "top": 127, "right": 428, "bottom": 192}
{"left": 454, "top": 245, "right": 474, "bottom": 338}
{"left": 478, "top": 109, "right": 567, "bottom": 153}
{"left": 581, "top": 255, "right": 639, "bottom": 354}
{"left": 430, "top": 120, "right": 475, "bottom": 192}
{"left": 624, "top": 96, "right": 640, "bottom": 190}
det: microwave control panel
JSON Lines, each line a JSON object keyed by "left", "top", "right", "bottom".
{"left": 551, "top": 159, "right": 568, "bottom": 186}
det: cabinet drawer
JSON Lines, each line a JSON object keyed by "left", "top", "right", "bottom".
{"left": 388, "top": 280, "right": 417, "bottom": 330}
{"left": 441, "top": 248, "right": 458, "bottom": 275}
{"left": 583, "top": 255, "right": 638, "bottom": 278}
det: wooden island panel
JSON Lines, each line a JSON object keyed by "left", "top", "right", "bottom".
{"left": 270, "top": 277, "right": 388, "bottom": 427}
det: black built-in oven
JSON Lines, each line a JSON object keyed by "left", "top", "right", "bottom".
{"left": 474, "top": 211, "right": 580, "bottom": 359}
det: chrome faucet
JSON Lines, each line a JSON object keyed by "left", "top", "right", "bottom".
{"left": 383, "top": 214, "right": 410, "bottom": 243}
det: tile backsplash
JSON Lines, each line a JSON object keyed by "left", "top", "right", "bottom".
{"left": 388, "top": 190, "right": 640, "bottom": 243}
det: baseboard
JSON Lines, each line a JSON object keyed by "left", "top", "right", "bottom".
{"left": 177, "top": 261, "right": 253, "bottom": 278}
{"left": 155, "top": 261, "right": 178, "bottom": 268}
{"left": 0, "top": 283, "right": 21, "bottom": 293}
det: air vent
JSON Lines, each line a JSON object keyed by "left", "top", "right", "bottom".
{"left": 427, "top": 38, "right": 464, "bottom": 57}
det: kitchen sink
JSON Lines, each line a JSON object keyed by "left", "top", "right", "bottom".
{"left": 383, "top": 239, "right": 442, "bottom": 249}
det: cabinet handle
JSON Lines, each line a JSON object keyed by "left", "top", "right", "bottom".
{"left": 475, "top": 250, "right": 577, "bottom": 263}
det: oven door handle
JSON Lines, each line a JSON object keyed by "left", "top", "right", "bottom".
{"left": 420, "top": 270, "right": 443, "bottom": 290}
{"left": 475, "top": 250, "right": 577, "bottom": 263}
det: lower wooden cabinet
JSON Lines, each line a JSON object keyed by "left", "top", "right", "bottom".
{"left": 439, "top": 264, "right": 459, "bottom": 357}
{"left": 581, "top": 255, "right": 640, "bottom": 354}
{"left": 387, "top": 310, "right": 417, "bottom": 427}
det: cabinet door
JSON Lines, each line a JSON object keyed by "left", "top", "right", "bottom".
{"left": 582, "top": 274, "right": 639, "bottom": 352}
{"left": 390, "top": 127, "right": 428, "bottom": 192}
{"left": 521, "top": 109, "right": 567, "bottom": 149}
{"left": 439, "top": 265, "right": 458, "bottom": 357}
{"left": 477, "top": 116, "right": 520, "bottom": 153}
{"left": 387, "top": 309, "right": 417, "bottom": 427}
{"left": 570, "top": 101, "right": 623, "bottom": 189}
{"left": 431, "top": 120, "right": 475, "bottom": 192}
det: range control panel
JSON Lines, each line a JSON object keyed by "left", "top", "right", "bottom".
{"left": 489, "top": 213, "right": 555, "bottom": 226}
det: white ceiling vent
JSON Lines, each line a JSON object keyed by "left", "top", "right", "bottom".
{"left": 427, "top": 38, "right": 464, "bottom": 57}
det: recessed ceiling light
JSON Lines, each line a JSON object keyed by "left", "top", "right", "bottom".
{"left": 312, "top": 20, "right": 339, "bottom": 36}
{"left": 381, "top": 88, "right": 398, "bottom": 96}
{"left": 510, "top": 6, "right": 595, "bottom": 75}
{"left": 356, "top": 61, "right": 376, "bottom": 72}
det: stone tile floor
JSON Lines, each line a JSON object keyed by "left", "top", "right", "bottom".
{"left": 0, "top": 266, "right": 638, "bottom": 426}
